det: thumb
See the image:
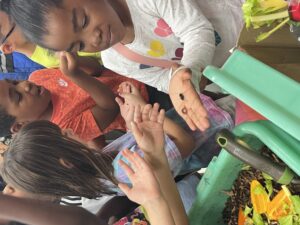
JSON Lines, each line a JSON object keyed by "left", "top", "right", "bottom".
{"left": 65, "top": 52, "right": 77, "bottom": 71}
{"left": 118, "top": 183, "right": 131, "bottom": 196}
{"left": 59, "top": 52, "right": 68, "bottom": 73}
{"left": 115, "top": 97, "right": 124, "bottom": 107}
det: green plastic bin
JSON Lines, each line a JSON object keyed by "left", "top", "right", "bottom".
{"left": 188, "top": 50, "right": 300, "bottom": 225}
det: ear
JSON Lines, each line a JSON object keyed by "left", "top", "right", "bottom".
{"left": 61, "top": 128, "right": 74, "bottom": 138}
{"left": 10, "top": 121, "right": 27, "bottom": 134}
{"left": 3, "top": 184, "right": 16, "bottom": 195}
{"left": 59, "top": 158, "right": 74, "bottom": 169}
{"left": 0, "top": 42, "right": 15, "bottom": 54}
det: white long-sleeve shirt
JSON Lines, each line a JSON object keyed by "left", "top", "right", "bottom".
{"left": 102, "top": 0, "right": 244, "bottom": 92}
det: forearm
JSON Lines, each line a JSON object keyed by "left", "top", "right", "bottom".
{"left": 163, "top": 117, "right": 195, "bottom": 158}
{"left": 0, "top": 195, "right": 102, "bottom": 225}
{"left": 78, "top": 57, "right": 103, "bottom": 76}
{"left": 143, "top": 197, "right": 175, "bottom": 225}
{"left": 153, "top": 162, "right": 189, "bottom": 225}
{"left": 68, "top": 72, "right": 118, "bottom": 111}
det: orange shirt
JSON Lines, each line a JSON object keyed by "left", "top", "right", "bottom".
{"left": 29, "top": 69, "right": 148, "bottom": 141}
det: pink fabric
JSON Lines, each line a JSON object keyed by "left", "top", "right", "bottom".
{"left": 113, "top": 43, "right": 174, "bottom": 68}
{"left": 235, "top": 99, "right": 266, "bottom": 125}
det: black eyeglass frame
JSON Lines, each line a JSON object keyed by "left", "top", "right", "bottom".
{"left": 1, "top": 23, "right": 16, "bottom": 45}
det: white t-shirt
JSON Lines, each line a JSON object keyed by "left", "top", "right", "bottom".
{"left": 102, "top": 0, "right": 244, "bottom": 92}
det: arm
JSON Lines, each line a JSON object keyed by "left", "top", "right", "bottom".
{"left": 163, "top": 116, "right": 195, "bottom": 158}
{"left": 77, "top": 56, "right": 103, "bottom": 77}
{"left": 118, "top": 150, "right": 176, "bottom": 225}
{"left": 130, "top": 105, "right": 189, "bottom": 225}
{"left": 60, "top": 52, "right": 119, "bottom": 130}
{"left": 116, "top": 82, "right": 195, "bottom": 157}
{"left": 0, "top": 194, "right": 104, "bottom": 225}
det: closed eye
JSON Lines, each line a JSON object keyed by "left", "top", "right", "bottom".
{"left": 79, "top": 42, "right": 85, "bottom": 51}
{"left": 13, "top": 90, "right": 22, "bottom": 103}
{"left": 82, "top": 14, "right": 89, "bottom": 29}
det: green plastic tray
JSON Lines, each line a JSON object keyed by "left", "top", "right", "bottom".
{"left": 188, "top": 51, "right": 300, "bottom": 225}
{"left": 188, "top": 121, "right": 300, "bottom": 225}
{"left": 203, "top": 50, "right": 300, "bottom": 141}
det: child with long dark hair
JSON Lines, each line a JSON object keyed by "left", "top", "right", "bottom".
{"left": 0, "top": 149, "right": 186, "bottom": 225}
{"left": 1, "top": 104, "right": 188, "bottom": 225}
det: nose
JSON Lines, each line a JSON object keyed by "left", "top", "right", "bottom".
{"left": 20, "top": 81, "right": 31, "bottom": 92}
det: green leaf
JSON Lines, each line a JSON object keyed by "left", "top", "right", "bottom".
{"left": 252, "top": 211, "right": 264, "bottom": 225}
{"left": 278, "top": 215, "right": 293, "bottom": 225}
{"left": 291, "top": 196, "right": 300, "bottom": 215}
{"left": 244, "top": 205, "right": 253, "bottom": 217}
{"left": 262, "top": 172, "right": 273, "bottom": 180}
{"left": 253, "top": 185, "right": 267, "bottom": 195}
{"left": 265, "top": 179, "right": 273, "bottom": 197}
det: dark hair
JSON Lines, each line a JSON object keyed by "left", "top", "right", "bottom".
{"left": 1, "top": 0, "right": 63, "bottom": 49}
{"left": 0, "top": 105, "right": 15, "bottom": 137}
{"left": 1, "top": 120, "right": 117, "bottom": 199}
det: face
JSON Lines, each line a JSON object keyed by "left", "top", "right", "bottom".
{"left": 0, "top": 80, "right": 51, "bottom": 124}
{"left": 44, "top": 0, "right": 126, "bottom": 52}
{"left": 0, "top": 11, "right": 28, "bottom": 53}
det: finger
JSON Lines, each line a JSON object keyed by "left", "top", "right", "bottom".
{"left": 118, "top": 159, "right": 135, "bottom": 177}
{"left": 149, "top": 103, "right": 159, "bottom": 122}
{"left": 132, "top": 152, "right": 150, "bottom": 171}
{"left": 128, "top": 83, "right": 138, "bottom": 94}
{"left": 125, "top": 83, "right": 131, "bottom": 93}
{"left": 200, "top": 116, "right": 210, "bottom": 131}
{"left": 181, "top": 69, "right": 192, "bottom": 80}
{"left": 187, "top": 108, "right": 205, "bottom": 131}
{"left": 157, "top": 109, "right": 165, "bottom": 124}
{"left": 134, "top": 105, "right": 142, "bottom": 123}
{"left": 122, "top": 149, "right": 141, "bottom": 170}
{"left": 127, "top": 104, "right": 135, "bottom": 120}
{"left": 118, "top": 183, "right": 131, "bottom": 196}
{"left": 131, "top": 121, "right": 143, "bottom": 141}
{"left": 115, "top": 97, "right": 124, "bottom": 106}
{"left": 119, "top": 92, "right": 131, "bottom": 99}
{"left": 142, "top": 104, "right": 152, "bottom": 121}
{"left": 171, "top": 63, "right": 180, "bottom": 71}
{"left": 179, "top": 110, "right": 197, "bottom": 131}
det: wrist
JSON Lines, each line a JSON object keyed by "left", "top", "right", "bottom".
{"left": 144, "top": 153, "right": 168, "bottom": 170}
{"left": 143, "top": 195, "right": 167, "bottom": 209}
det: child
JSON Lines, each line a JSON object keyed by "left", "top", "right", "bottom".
{"left": 2, "top": 0, "right": 244, "bottom": 131}
{"left": 0, "top": 10, "right": 102, "bottom": 76}
{"left": 1, "top": 104, "right": 190, "bottom": 224}
{"left": 1, "top": 95, "right": 232, "bottom": 198}
{"left": 0, "top": 53, "right": 148, "bottom": 147}
{"left": 0, "top": 149, "right": 186, "bottom": 225}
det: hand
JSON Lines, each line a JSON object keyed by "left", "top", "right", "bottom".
{"left": 118, "top": 82, "right": 146, "bottom": 107}
{"left": 116, "top": 82, "right": 147, "bottom": 129}
{"left": 118, "top": 149, "right": 162, "bottom": 206}
{"left": 60, "top": 52, "right": 86, "bottom": 78}
{"left": 115, "top": 96, "right": 135, "bottom": 129}
{"left": 169, "top": 64, "right": 210, "bottom": 131}
{"left": 131, "top": 103, "right": 165, "bottom": 156}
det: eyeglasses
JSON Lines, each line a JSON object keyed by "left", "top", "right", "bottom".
{"left": 1, "top": 23, "right": 16, "bottom": 45}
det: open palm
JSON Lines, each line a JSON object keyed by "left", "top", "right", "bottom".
{"left": 118, "top": 149, "right": 162, "bottom": 205}
{"left": 169, "top": 65, "right": 210, "bottom": 131}
{"left": 131, "top": 104, "right": 165, "bottom": 155}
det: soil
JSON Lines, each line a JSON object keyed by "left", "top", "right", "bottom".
{"left": 222, "top": 147, "right": 300, "bottom": 225}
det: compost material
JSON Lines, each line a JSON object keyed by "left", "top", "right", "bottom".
{"left": 223, "top": 147, "right": 300, "bottom": 225}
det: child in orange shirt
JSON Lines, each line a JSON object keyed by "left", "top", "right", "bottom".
{"left": 0, "top": 52, "right": 147, "bottom": 147}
